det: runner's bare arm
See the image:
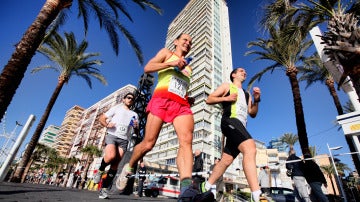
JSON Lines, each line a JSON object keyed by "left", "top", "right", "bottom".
{"left": 144, "top": 48, "right": 186, "bottom": 73}
{"left": 99, "top": 114, "right": 114, "bottom": 128}
{"left": 206, "top": 83, "right": 235, "bottom": 105}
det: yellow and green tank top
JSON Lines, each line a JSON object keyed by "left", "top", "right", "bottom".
{"left": 152, "top": 53, "right": 192, "bottom": 106}
{"left": 222, "top": 83, "right": 249, "bottom": 126}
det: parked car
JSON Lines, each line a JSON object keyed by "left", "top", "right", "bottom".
{"left": 267, "top": 187, "right": 296, "bottom": 202}
{"left": 144, "top": 176, "right": 180, "bottom": 198}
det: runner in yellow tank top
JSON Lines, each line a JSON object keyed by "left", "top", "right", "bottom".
{"left": 205, "top": 67, "right": 263, "bottom": 202}
{"left": 117, "top": 33, "right": 214, "bottom": 202}
{"left": 153, "top": 53, "right": 192, "bottom": 106}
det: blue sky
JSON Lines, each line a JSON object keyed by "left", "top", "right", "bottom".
{"left": 0, "top": 0, "right": 354, "bottom": 172}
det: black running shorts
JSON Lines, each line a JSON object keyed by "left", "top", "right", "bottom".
{"left": 221, "top": 117, "right": 252, "bottom": 158}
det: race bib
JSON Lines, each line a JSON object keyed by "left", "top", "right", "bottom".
{"left": 235, "top": 94, "right": 248, "bottom": 126}
{"left": 115, "top": 124, "right": 128, "bottom": 137}
{"left": 168, "top": 76, "right": 188, "bottom": 98}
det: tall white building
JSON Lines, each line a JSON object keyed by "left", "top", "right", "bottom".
{"left": 145, "top": 0, "right": 234, "bottom": 171}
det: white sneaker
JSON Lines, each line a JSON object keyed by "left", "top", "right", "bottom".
{"left": 115, "top": 163, "right": 133, "bottom": 191}
{"left": 93, "top": 170, "right": 104, "bottom": 184}
{"left": 99, "top": 188, "right": 109, "bottom": 199}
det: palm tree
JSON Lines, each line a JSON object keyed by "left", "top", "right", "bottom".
{"left": 11, "top": 31, "right": 107, "bottom": 182}
{"left": 299, "top": 53, "right": 344, "bottom": 114}
{"left": 299, "top": 0, "right": 360, "bottom": 99}
{"left": 322, "top": 158, "right": 351, "bottom": 197}
{"left": 335, "top": 160, "right": 351, "bottom": 177}
{"left": 246, "top": 1, "right": 313, "bottom": 154}
{"left": 308, "top": 145, "right": 317, "bottom": 157}
{"left": 280, "top": 133, "right": 298, "bottom": 152}
{"left": 62, "top": 156, "right": 80, "bottom": 187}
{"left": 0, "top": 0, "right": 162, "bottom": 122}
{"left": 43, "top": 149, "right": 67, "bottom": 184}
{"left": 297, "top": 0, "right": 360, "bottom": 173}
{"left": 19, "top": 143, "right": 53, "bottom": 183}
{"left": 259, "top": 0, "right": 300, "bottom": 32}
{"left": 300, "top": 52, "right": 360, "bottom": 172}
{"left": 79, "top": 145, "right": 102, "bottom": 189}
{"left": 41, "top": 147, "right": 60, "bottom": 179}
{"left": 299, "top": 52, "right": 360, "bottom": 171}
{"left": 321, "top": 164, "right": 338, "bottom": 195}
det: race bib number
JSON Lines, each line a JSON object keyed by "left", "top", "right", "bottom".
{"left": 168, "top": 76, "right": 188, "bottom": 98}
{"left": 115, "top": 124, "right": 128, "bottom": 137}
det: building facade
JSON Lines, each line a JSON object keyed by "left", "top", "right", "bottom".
{"left": 39, "top": 125, "right": 60, "bottom": 148}
{"left": 268, "top": 137, "right": 288, "bottom": 152}
{"left": 54, "top": 105, "right": 84, "bottom": 157}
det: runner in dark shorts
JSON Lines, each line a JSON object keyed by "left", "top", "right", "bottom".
{"left": 202, "top": 67, "right": 264, "bottom": 202}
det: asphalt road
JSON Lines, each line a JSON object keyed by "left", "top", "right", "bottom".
{"left": 0, "top": 182, "right": 177, "bottom": 202}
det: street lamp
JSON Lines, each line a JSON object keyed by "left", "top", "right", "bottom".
{"left": 327, "top": 143, "right": 347, "bottom": 202}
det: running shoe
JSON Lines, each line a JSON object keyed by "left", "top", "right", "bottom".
{"left": 178, "top": 185, "right": 214, "bottom": 202}
{"left": 99, "top": 188, "right": 109, "bottom": 199}
{"left": 251, "top": 193, "right": 259, "bottom": 202}
{"left": 251, "top": 192, "right": 272, "bottom": 202}
{"left": 93, "top": 170, "right": 105, "bottom": 184}
{"left": 260, "top": 193, "right": 273, "bottom": 202}
{"left": 115, "top": 163, "right": 133, "bottom": 191}
{"left": 199, "top": 182, "right": 207, "bottom": 193}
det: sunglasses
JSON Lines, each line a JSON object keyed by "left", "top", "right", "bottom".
{"left": 125, "top": 96, "right": 134, "bottom": 100}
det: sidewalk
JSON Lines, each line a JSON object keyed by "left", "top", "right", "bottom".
{"left": 0, "top": 182, "right": 176, "bottom": 202}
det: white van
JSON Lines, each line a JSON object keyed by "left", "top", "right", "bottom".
{"left": 144, "top": 176, "right": 180, "bottom": 198}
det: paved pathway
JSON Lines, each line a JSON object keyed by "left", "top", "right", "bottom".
{"left": 0, "top": 182, "right": 177, "bottom": 202}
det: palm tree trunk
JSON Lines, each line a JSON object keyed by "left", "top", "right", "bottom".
{"left": 329, "top": 175, "right": 337, "bottom": 195}
{"left": 286, "top": 67, "right": 310, "bottom": 155}
{"left": 326, "top": 79, "right": 344, "bottom": 115}
{"left": 79, "top": 156, "right": 92, "bottom": 189}
{"left": 326, "top": 79, "right": 360, "bottom": 173}
{"left": 11, "top": 80, "right": 65, "bottom": 182}
{"left": 0, "top": 0, "right": 70, "bottom": 121}
{"left": 20, "top": 158, "right": 34, "bottom": 183}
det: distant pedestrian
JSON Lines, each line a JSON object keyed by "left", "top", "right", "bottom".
{"left": 72, "top": 170, "right": 80, "bottom": 188}
{"left": 258, "top": 166, "right": 270, "bottom": 195}
{"left": 192, "top": 149, "right": 205, "bottom": 191}
{"left": 303, "top": 154, "right": 329, "bottom": 202}
{"left": 57, "top": 171, "right": 65, "bottom": 187}
{"left": 76, "top": 175, "right": 82, "bottom": 189}
{"left": 137, "top": 161, "right": 147, "bottom": 197}
{"left": 286, "top": 150, "right": 311, "bottom": 202}
{"left": 193, "top": 149, "right": 204, "bottom": 173}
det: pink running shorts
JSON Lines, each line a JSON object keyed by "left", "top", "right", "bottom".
{"left": 146, "top": 97, "right": 193, "bottom": 123}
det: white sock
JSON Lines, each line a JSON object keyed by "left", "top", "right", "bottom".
{"left": 205, "top": 181, "right": 212, "bottom": 191}
{"left": 251, "top": 190, "right": 262, "bottom": 202}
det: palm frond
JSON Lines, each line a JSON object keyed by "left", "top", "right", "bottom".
{"left": 34, "top": 31, "right": 107, "bottom": 89}
{"left": 131, "top": 0, "right": 163, "bottom": 15}
{"left": 114, "top": 20, "right": 143, "bottom": 65}
{"left": 43, "top": 11, "right": 67, "bottom": 43}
